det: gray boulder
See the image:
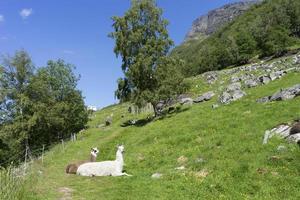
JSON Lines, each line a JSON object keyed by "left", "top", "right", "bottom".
{"left": 194, "top": 91, "right": 215, "bottom": 103}
{"left": 105, "top": 116, "right": 112, "bottom": 126}
{"left": 180, "top": 98, "right": 193, "bottom": 106}
{"left": 269, "top": 70, "right": 286, "bottom": 81}
{"left": 270, "top": 90, "right": 296, "bottom": 101}
{"left": 203, "top": 71, "right": 218, "bottom": 84}
{"left": 230, "top": 76, "right": 240, "bottom": 83}
{"left": 257, "top": 84, "right": 300, "bottom": 103}
{"left": 256, "top": 96, "right": 270, "bottom": 103}
{"left": 263, "top": 124, "right": 291, "bottom": 144}
{"left": 220, "top": 82, "right": 246, "bottom": 104}
{"left": 219, "top": 92, "right": 232, "bottom": 104}
{"left": 226, "top": 82, "right": 242, "bottom": 92}
{"left": 270, "top": 84, "right": 300, "bottom": 101}
{"left": 212, "top": 104, "right": 219, "bottom": 109}
{"left": 151, "top": 173, "right": 163, "bottom": 179}
{"left": 232, "top": 90, "right": 246, "bottom": 100}
{"left": 259, "top": 76, "right": 271, "bottom": 84}
{"left": 244, "top": 79, "right": 259, "bottom": 88}
{"left": 286, "top": 133, "right": 300, "bottom": 143}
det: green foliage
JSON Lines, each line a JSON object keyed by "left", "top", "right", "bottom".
{"left": 173, "top": 0, "right": 300, "bottom": 76}
{"left": 115, "top": 78, "right": 132, "bottom": 103}
{"left": 0, "top": 52, "right": 88, "bottom": 167}
{"left": 110, "top": 0, "right": 188, "bottom": 115}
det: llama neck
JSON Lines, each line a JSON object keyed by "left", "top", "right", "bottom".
{"left": 90, "top": 154, "right": 97, "bottom": 162}
{"left": 116, "top": 150, "right": 124, "bottom": 164}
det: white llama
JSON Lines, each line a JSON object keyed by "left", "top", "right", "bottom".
{"left": 76, "top": 145, "right": 132, "bottom": 177}
{"left": 66, "top": 147, "right": 99, "bottom": 174}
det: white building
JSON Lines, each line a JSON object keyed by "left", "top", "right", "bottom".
{"left": 87, "top": 105, "right": 97, "bottom": 112}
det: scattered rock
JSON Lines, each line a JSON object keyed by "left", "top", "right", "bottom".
{"left": 219, "top": 92, "right": 231, "bottom": 104}
{"left": 263, "top": 125, "right": 290, "bottom": 144}
{"left": 257, "top": 168, "right": 268, "bottom": 175}
{"left": 259, "top": 76, "right": 271, "bottom": 84}
{"left": 212, "top": 104, "right": 219, "bottom": 109}
{"left": 219, "top": 82, "right": 246, "bottom": 104}
{"left": 58, "top": 187, "right": 74, "bottom": 200}
{"left": 227, "top": 82, "right": 242, "bottom": 91}
{"left": 175, "top": 166, "right": 185, "bottom": 170}
{"left": 262, "top": 124, "right": 296, "bottom": 144}
{"left": 137, "top": 154, "right": 145, "bottom": 161}
{"left": 256, "top": 96, "right": 270, "bottom": 103}
{"left": 257, "top": 84, "right": 300, "bottom": 103}
{"left": 293, "top": 54, "right": 300, "bottom": 64}
{"left": 270, "top": 90, "right": 296, "bottom": 101}
{"left": 180, "top": 98, "right": 193, "bottom": 106}
{"left": 269, "top": 70, "right": 286, "bottom": 81}
{"left": 193, "top": 169, "right": 209, "bottom": 178}
{"left": 271, "top": 171, "right": 279, "bottom": 176}
{"left": 195, "top": 157, "right": 205, "bottom": 163}
{"left": 97, "top": 124, "right": 105, "bottom": 128}
{"left": 203, "top": 71, "right": 218, "bottom": 84}
{"left": 269, "top": 156, "right": 281, "bottom": 161}
{"left": 177, "top": 156, "right": 188, "bottom": 165}
{"left": 231, "top": 76, "right": 240, "bottom": 83}
{"left": 151, "top": 173, "right": 163, "bottom": 179}
{"left": 244, "top": 79, "right": 259, "bottom": 88}
{"left": 105, "top": 116, "right": 112, "bottom": 126}
{"left": 277, "top": 145, "right": 287, "bottom": 152}
{"left": 193, "top": 91, "right": 215, "bottom": 103}
{"left": 286, "top": 133, "right": 300, "bottom": 143}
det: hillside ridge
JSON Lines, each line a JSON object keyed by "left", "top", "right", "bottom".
{"left": 184, "top": 0, "right": 261, "bottom": 41}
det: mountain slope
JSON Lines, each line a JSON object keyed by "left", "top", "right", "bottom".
{"left": 172, "top": 0, "right": 300, "bottom": 77}
{"left": 185, "top": 0, "right": 261, "bottom": 41}
{"left": 23, "top": 54, "right": 300, "bottom": 200}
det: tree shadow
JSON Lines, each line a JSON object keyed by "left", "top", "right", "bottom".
{"left": 120, "top": 106, "right": 190, "bottom": 127}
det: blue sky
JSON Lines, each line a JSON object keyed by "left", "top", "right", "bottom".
{"left": 0, "top": 0, "right": 240, "bottom": 108}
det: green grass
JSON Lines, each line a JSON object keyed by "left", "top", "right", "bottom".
{"left": 22, "top": 59, "right": 300, "bottom": 199}
{"left": 0, "top": 166, "right": 28, "bottom": 200}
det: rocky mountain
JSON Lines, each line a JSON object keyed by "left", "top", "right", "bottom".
{"left": 185, "top": 0, "right": 262, "bottom": 41}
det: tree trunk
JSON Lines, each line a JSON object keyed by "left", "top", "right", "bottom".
{"left": 151, "top": 102, "right": 158, "bottom": 117}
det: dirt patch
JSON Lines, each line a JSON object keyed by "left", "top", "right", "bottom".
{"left": 58, "top": 187, "right": 74, "bottom": 200}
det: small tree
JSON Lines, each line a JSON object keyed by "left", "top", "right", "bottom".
{"left": 110, "top": 0, "right": 188, "bottom": 116}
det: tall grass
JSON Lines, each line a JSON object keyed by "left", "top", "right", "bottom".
{"left": 0, "top": 165, "right": 26, "bottom": 200}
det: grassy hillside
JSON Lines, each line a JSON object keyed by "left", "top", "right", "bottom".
{"left": 21, "top": 55, "right": 300, "bottom": 200}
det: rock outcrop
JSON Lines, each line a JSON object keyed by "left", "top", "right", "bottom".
{"left": 263, "top": 123, "right": 300, "bottom": 144}
{"left": 219, "top": 82, "right": 246, "bottom": 104}
{"left": 194, "top": 91, "right": 215, "bottom": 103}
{"left": 185, "top": 0, "right": 261, "bottom": 41}
{"left": 257, "top": 84, "right": 300, "bottom": 103}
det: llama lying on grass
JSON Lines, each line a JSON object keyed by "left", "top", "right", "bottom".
{"left": 66, "top": 147, "right": 99, "bottom": 174}
{"left": 77, "top": 145, "right": 132, "bottom": 177}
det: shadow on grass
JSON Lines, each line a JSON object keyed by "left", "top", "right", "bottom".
{"left": 120, "top": 106, "right": 190, "bottom": 127}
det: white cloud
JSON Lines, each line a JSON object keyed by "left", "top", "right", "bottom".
{"left": 63, "top": 50, "right": 75, "bottom": 55}
{"left": 0, "top": 15, "right": 4, "bottom": 22}
{"left": 20, "top": 8, "right": 33, "bottom": 19}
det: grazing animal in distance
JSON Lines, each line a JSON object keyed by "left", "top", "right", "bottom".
{"left": 66, "top": 147, "right": 99, "bottom": 174}
{"left": 76, "top": 145, "right": 132, "bottom": 177}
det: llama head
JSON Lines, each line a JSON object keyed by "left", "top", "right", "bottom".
{"left": 117, "top": 145, "right": 125, "bottom": 153}
{"left": 91, "top": 147, "right": 99, "bottom": 157}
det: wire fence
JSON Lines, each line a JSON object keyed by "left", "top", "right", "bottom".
{"left": 0, "top": 132, "right": 79, "bottom": 199}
